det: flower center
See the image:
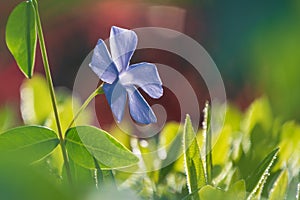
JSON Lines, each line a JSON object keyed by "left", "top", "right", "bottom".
{"left": 119, "top": 71, "right": 134, "bottom": 86}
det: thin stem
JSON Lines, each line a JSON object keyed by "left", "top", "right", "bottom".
{"left": 67, "top": 84, "right": 103, "bottom": 129}
{"left": 32, "top": 0, "right": 73, "bottom": 187}
{"left": 204, "top": 102, "right": 212, "bottom": 184}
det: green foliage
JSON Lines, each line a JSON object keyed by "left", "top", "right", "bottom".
{"left": 242, "top": 96, "right": 272, "bottom": 135}
{"left": 158, "top": 122, "right": 183, "bottom": 183}
{"left": 276, "top": 121, "right": 300, "bottom": 176}
{"left": 65, "top": 126, "right": 139, "bottom": 169}
{"left": 46, "top": 90, "right": 92, "bottom": 133}
{"left": 20, "top": 74, "right": 52, "bottom": 124}
{"left": 0, "top": 106, "right": 15, "bottom": 132}
{"left": 20, "top": 75, "right": 93, "bottom": 176}
{"left": 180, "top": 97, "right": 298, "bottom": 200}
{"left": 203, "top": 102, "right": 212, "bottom": 184}
{"left": 20, "top": 75, "right": 92, "bottom": 131}
{"left": 60, "top": 98, "right": 299, "bottom": 199}
{"left": 1, "top": 92, "right": 299, "bottom": 199}
{"left": 62, "top": 158, "right": 97, "bottom": 193}
{"left": 246, "top": 148, "right": 279, "bottom": 199}
{"left": 268, "top": 170, "right": 288, "bottom": 200}
{"left": 183, "top": 115, "right": 206, "bottom": 199}
{"left": 0, "top": 161, "right": 69, "bottom": 200}
{"left": 199, "top": 180, "right": 246, "bottom": 200}
{"left": 6, "top": 1, "right": 37, "bottom": 78}
{"left": 0, "top": 125, "right": 59, "bottom": 163}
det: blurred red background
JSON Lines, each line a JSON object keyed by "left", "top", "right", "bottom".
{"left": 1, "top": 0, "right": 300, "bottom": 127}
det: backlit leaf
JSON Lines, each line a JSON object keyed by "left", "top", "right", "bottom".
{"left": 65, "top": 126, "right": 139, "bottom": 169}
{"left": 198, "top": 180, "right": 246, "bottom": 200}
{"left": 268, "top": 170, "right": 288, "bottom": 200}
{"left": 0, "top": 126, "right": 59, "bottom": 163}
{"left": 183, "top": 115, "right": 206, "bottom": 199}
{"left": 6, "top": 1, "right": 37, "bottom": 78}
{"left": 246, "top": 148, "right": 279, "bottom": 199}
{"left": 20, "top": 74, "right": 51, "bottom": 124}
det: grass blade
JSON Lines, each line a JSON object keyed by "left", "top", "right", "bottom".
{"left": 246, "top": 148, "right": 279, "bottom": 200}
{"left": 183, "top": 115, "right": 206, "bottom": 199}
{"left": 268, "top": 170, "right": 288, "bottom": 200}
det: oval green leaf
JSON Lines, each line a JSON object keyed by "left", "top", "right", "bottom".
{"left": 0, "top": 126, "right": 59, "bottom": 163}
{"left": 65, "top": 126, "right": 139, "bottom": 169}
{"left": 6, "top": 1, "right": 37, "bottom": 78}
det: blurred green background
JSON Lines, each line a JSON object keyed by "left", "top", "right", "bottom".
{"left": 1, "top": 0, "right": 300, "bottom": 127}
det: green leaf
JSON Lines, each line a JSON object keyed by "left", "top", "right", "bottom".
{"left": 246, "top": 148, "right": 279, "bottom": 199}
{"left": 61, "top": 158, "right": 96, "bottom": 191}
{"left": 211, "top": 126, "right": 233, "bottom": 166}
{"left": 65, "top": 126, "right": 139, "bottom": 169}
{"left": 183, "top": 115, "right": 206, "bottom": 199}
{"left": 158, "top": 128, "right": 183, "bottom": 183}
{"left": 286, "top": 173, "right": 300, "bottom": 200}
{"left": 242, "top": 96, "right": 272, "bottom": 135}
{"left": 0, "top": 160, "right": 70, "bottom": 200}
{"left": 20, "top": 75, "right": 92, "bottom": 131}
{"left": 275, "top": 121, "right": 300, "bottom": 175}
{"left": 0, "top": 126, "right": 59, "bottom": 163}
{"left": 198, "top": 180, "right": 246, "bottom": 200}
{"left": 241, "top": 97, "right": 273, "bottom": 153}
{"left": 212, "top": 105, "right": 244, "bottom": 166}
{"left": 134, "top": 138, "right": 157, "bottom": 173}
{"left": 6, "top": 1, "right": 37, "bottom": 78}
{"left": 0, "top": 106, "right": 15, "bottom": 132}
{"left": 158, "top": 122, "right": 182, "bottom": 150}
{"left": 20, "top": 74, "right": 52, "bottom": 124}
{"left": 199, "top": 185, "right": 225, "bottom": 200}
{"left": 268, "top": 170, "right": 288, "bottom": 200}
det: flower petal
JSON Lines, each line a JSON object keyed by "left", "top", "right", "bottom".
{"left": 119, "top": 62, "right": 163, "bottom": 99}
{"left": 127, "top": 86, "right": 157, "bottom": 124}
{"left": 103, "top": 81, "right": 127, "bottom": 122}
{"left": 89, "top": 39, "right": 118, "bottom": 84}
{"left": 110, "top": 26, "right": 137, "bottom": 72}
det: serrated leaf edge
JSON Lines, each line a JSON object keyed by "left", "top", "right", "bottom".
{"left": 247, "top": 149, "right": 279, "bottom": 200}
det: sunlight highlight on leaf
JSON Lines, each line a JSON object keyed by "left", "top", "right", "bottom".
{"left": 6, "top": 1, "right": 37, "bottom": 78}
{"left": 246, "top": 148, "right": 279, "bottom": 200}
{"left": 183, "top": 115, "right": 206, "bottom": 199}
{"left": 65, "top": 126, "right": 139, "bottom": 169}
{"left": 268, "top": 170, "right": 288, "bottom": 200}
{"left": 0, "top": 125, "right": 59, "bottom": 163}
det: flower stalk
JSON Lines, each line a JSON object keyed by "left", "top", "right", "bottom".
{"left": 204, "top": 102, "right": 212, "bottom": 184}
{"left": 67, "top": 84, "right": 103, "bottom": 129}
{"left": 32, "top": 0, "right": 73, "bottom": 187}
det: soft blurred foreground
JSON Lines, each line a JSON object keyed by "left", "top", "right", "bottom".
{"left": 0, "top": 76, "right": 299, "bottom": 199}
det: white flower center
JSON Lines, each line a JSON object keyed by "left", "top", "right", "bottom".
{"left": 119, "top": 71, "right": 134, "bottom": 86}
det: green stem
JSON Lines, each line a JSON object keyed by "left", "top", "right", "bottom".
{"left": 32, "top": 0, "right": 73, "bottom": 187}
{"left": 67, "top": 84, "right": 103, "bottom": 129}
{"left": 204, "top": 102, "right": 212, "bottom": 184}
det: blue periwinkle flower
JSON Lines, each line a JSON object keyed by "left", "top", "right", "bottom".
{"left": 89, "top": 26, "right": 163, "bottom": 124}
